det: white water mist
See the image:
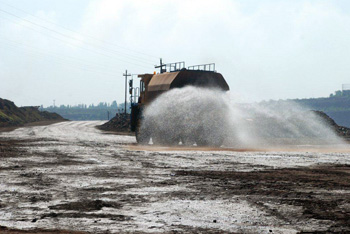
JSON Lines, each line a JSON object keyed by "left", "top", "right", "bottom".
{"left": 143, "top": 86, "right": 345, "bottom": 148}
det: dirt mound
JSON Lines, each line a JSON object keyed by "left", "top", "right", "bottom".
{"left": 0, "top": 98, "right": 66, "bottom": 128}
{"left": 97, "top": 113, "right": 130, "bottom": 132}
{"left": 313, "top": 111, "right": 350, "bottom": 138}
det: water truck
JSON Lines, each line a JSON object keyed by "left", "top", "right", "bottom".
{"left": 129, "top": 61, "right": 229, "bottom": 146}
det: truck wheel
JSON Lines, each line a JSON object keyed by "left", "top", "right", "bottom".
{"left": 136, "top": 122, "right": 150, "bottom": 145}
{"left": 195, "top": 138, "right": 209, "bottom": 147}
{"left": 194, "top": 127, "right": 208, "bottom": 146}
{"left": 181, "top": 135, "right": 195, "bottom": 146}
{"left": 196, "top": 136, "right": 223, "bottom": 147}
{"left": 152, "top": 131, "right": 180, "bottom": 146}
{"left": 195, "top": 128, "right": 224, "bottom": 147}
{"left": 210, "top": 136, "right": 224, "bottom": 147}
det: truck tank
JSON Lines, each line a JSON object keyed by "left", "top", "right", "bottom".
{"left": 130, "top": 62, "right": 230, "bottom": 146}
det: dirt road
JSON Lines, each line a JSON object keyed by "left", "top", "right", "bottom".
{"left": 1, "top": 121, "right": 350, "bottom": 233}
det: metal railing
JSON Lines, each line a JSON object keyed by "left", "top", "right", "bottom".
{"left": 188, "top": 63, "right": 215, "bottom": 72}
{"left": 156, "top": 61, "right": 186, "bottom": 73}
{"left": 165, "top": 61, "right": 186, "bottom": 72}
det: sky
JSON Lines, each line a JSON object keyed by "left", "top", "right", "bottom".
{"left": 1, "top": 0, "right": 350, "bottom": 107}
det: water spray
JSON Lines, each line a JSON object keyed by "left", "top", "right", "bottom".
{"left": 142, "top": 86, "right": 345, "bottom": 148}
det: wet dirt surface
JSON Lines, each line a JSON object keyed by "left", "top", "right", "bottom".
{"left": 0, "top": 121, "right": 350, "bottom": 233}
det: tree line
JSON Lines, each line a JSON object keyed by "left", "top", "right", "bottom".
{"left": 43, "top": 101, "right": 131, "bottom": 121}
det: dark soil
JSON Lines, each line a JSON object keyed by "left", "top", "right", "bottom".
{"left": 0, "top": 226, "right": 87, "bottom": 234}
{"left": 176, "top": 165, "right": 350, "bottom": 233}
{"left": 97, "top": 113, "right": 130, "bottom": 132}
{"left": 1, "top": 135, "right": 350, "bottom": 233}
{"left": 49, "top": 199, "right": 122, "bottom": 211}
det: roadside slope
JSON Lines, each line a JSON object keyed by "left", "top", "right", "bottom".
{"left": 0, "top": 98, "right": 66, "bottom": 128}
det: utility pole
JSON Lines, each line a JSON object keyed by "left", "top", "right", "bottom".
{"left": 155, "top": 58, "right": 166, "bottom": 73}
{"left": 123, "top": 70, "right": 131, "bottom": 114}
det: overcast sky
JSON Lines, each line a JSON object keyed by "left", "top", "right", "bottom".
{"left": 1, "top": 0, "right": 350, "bottom": 107}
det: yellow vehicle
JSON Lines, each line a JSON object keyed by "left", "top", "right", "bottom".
{"left": 130, "top": 61, "right": 229, "bottom": 146}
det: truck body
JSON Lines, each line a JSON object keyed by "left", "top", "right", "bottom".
{"left": 130, "top": 62, "right": 229, "bottom": 146}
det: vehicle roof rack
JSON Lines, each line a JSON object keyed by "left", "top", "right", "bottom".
{"left": 155, "top": 59, "right": 216, "bottom": 73}
{"left": 188, "top": 63, "right": 216, "bottom": 72}
{"left": 155, "top": 59, "right": 185, "bottom": 73}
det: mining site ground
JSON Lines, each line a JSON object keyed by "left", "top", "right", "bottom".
{"left": 0, "top": 121, "right": 350, "bottom": 233}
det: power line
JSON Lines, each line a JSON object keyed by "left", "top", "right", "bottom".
{"left": 0, "top": 8, "right": 153, "bottom": 69}
{"left": 0, "top": 40, "right": 124, "bottom": 77}
{"left": 0, "top": 6, "right": 155, "bottom": 65}
{"left": 0, "top": 0, "right": 159, "bottom": 60}
{"left": 0, "top": 14, "right": 151, "bottom": 70}
{"left": 0, "top": 9, "right": 151, "bottom": 66}
{"left": 0, "top": 36, "right": 125, "bottom": 74}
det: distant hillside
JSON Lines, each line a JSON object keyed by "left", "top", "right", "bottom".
{"left": 0, "top": 98, "right": 66, "bottom": 128}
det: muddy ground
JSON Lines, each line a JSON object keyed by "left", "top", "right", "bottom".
{"left": 0, "top": 121, "right": 350, "bottom": 233}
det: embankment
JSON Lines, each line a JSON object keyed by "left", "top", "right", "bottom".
{"left": 0, "top": 98, "right": 67, "bottom": 129}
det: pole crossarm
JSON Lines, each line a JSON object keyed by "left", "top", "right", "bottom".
{"left": 155, "top": 58, "right": 166, "bottom": 73}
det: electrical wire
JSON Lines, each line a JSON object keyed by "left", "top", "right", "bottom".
{"left": 0, "top": 9, "right": 154, "bottom": 69}
{"left": 0, "top": 36, "right": 127, "bottom": 75}
{"left": 0, "top": 0, "right": 159, "bottom": 60}
{"left": 0, "top": 39, "right": 124, "bottom": 78}
{"left": 0, "top": 6, "right": 156, "bottom": 65}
